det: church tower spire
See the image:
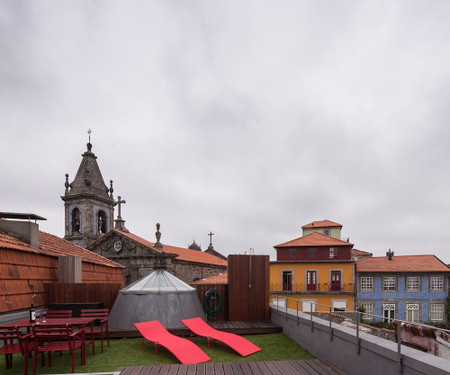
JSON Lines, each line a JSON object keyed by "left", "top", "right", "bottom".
{"left": 61, "top": 130, "right": 115, "bottom": 247}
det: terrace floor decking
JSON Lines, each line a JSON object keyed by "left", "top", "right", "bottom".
{"left": 117, "top": 359, "right": 347, "bottom": 375}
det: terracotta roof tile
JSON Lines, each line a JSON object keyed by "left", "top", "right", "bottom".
{"left": 357, "top": 255, "right": 450, "bottom": 273}
{"left": 275, "top": 232, "right": 353, "bottom": 248}
{"left": 302, "top": 219, "right": 342, "bottom": 229}
{"left": 117, "top": 230, "right": 227, "bottom": 267}
{"left": 191, "top": 272, "right": 228, "bottom": 285}
{"left": 352, "top": 249, "right": 373, "bottom": 256}
{"left": 0, "top": 231, "right": 124, "bottom": 268}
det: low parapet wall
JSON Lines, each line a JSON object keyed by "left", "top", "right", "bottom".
{"left": 270, "top": 306, "right": 449, "bottom": 375}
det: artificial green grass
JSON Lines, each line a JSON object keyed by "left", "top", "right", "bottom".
{"left": 0, "top": 333, "right": 314, "bottom": 374}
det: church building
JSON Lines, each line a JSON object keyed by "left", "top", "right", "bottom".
{"left": 63, "top": 135, "right": 227, "bottom": 285}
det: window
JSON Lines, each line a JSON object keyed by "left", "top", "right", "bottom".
{"left": 308, "top": 248, "right": 317, "bottom": 259}
{"left": 360, "top": 277, "right": 373, "bottom": 291}
{"left": 329, "top": 247, "right": 338, "bottom": 259}
{"left": 323, "top": 229, "right": 330, "bottom": 236}
{"left": 288, "top": 248, "right": 297, "bottom": 259}
{"left": 332, "top": 300, "right": 347, "bottom": 311}
{"left": 430, "top": 276, "right": 444, "bottom": 291}
{"left": 406, "top": 303, "right": 420, "bottom": 322}
{"left": 282, "top": 271, "right": 293, "bottom": 292}
{"left": 383, "top": 303, "right": 396, "bottom": 323}
{"left": 71, "top": 208, "right": 81, "bottom": 234}
{"left": 360, "top": 303, "right": 374, "bottom": 321}
{"left": 406, "top": 277, "right": 420, "bottom": 291}
{"left": 383, "top": 276, "right": 396, "bottom": 291}
{"left": 429, "top": 304, "right": 445, "bottom": 321}
{"left": 97, "top": 210, "right": 107, "bottom": 234}
{"left": 306, "top": 270, "right": 317, "bottom": 291}
{"left": 302, "top": 300, "right": 316, "bottom": 312}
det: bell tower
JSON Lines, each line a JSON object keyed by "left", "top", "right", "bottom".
{"left": 61, "top": 131, "right": 115, "bottom": 247}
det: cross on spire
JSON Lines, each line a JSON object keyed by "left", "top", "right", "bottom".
{"left": 87, "top": 129, "right": 92, "bottom": 143}
{"left": 115, "top": 196, "right": 126, "bottom": 219}
{"left": 208, "top": 231, "right": 214, "bottom": 246}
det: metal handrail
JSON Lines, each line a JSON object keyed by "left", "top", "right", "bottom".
{"left": 270, "top": 294, "right": 449, "bottom": 370}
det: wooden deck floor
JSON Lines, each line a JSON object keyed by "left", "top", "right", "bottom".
{"left": 117, "top": 359, "right": 347, "bottom": 375}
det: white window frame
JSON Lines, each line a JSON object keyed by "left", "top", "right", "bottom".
{"left": 360, "top": 276, "right": 373, "bottom": 291}
{"left": 406, "top": 303, "right": 420, "bottom": 322}
{"left": 301, "top": 299, "right": 316, "bottom": 312}
{"left": 360, "top": 302, "right": 374, "bottom": 321}
{"left": 430, "top": 276, "right": 444, "bottom": 291}
{"left": 329, "top": 247, "right": 338, "bottom": 259}
{"left": 406, "top": 276, "right": 420, "bottom": 292}
{"left": 332, "top": 300, "right": 347, "bottom": 312}
{"left": 383, "top": 303, "right": 396, "bottom": 323}
{"left": 429, "top": 303, "right": 445, "bottom": 321}
{"left": 383, "top": 276, "right": 396, "bottom": 291}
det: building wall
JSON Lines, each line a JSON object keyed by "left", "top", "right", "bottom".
{"left": 270, "top": 262, "right": 355, "bottom": 311}
{"left": 173, "top": 261, "right": 226, "bottom": 284}
{"left": 357, "top": 272, "right": 449, "bottom": 322}
{"left": 276, "top": 246, "right": 352, "bottom": 261}
{"left": 0, "top": 248, "right": 124, "bottom": 313}
{"left": 302, "top": 227, "right": 341, "bottom": 238}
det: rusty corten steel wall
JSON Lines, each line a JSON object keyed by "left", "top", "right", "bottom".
{"left": 227, "top": 254, "right": 270, "bottom": 321}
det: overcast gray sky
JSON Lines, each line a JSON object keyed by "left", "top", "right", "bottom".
{"left": 2, "top": 1, "right": 450, "bottom": 263}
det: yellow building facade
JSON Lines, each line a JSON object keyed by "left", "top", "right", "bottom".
{"left": 270, "top": 261, "right": 355, "bottom": 312}
{"left": 270, "top": 220, "right": 356, "bottom": 313}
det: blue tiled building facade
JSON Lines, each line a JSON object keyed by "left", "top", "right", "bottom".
{"left": 356, "top": 254, "right": 449, "bottom": 323}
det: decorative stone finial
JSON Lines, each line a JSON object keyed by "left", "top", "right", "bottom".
{"left": 65, "top": 173, "right": 70, "bottom": 192}
{"left": 154, "top": 223, "right": 163, "bottom": 250}
{"left": 109, "top": 180, "right": 114, "bottom": 198}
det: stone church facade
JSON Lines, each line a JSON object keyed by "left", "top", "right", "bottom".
{"left": 63, "top": 138, "right": 227, "bottom": 285}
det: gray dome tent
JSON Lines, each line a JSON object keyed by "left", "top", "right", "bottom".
{"left": 109, "top": 268, "right": 206, "bottom": 330}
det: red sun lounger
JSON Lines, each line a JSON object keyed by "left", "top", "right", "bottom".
{"left": 134, "top": 321, "right": 210, "bottom": 364}
{"left": 181, "top": 317, "right": 262, "bottom": 357}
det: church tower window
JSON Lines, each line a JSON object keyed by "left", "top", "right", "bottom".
{"left": 98, "top": 210, "right": 107, "bottom": 234}
{"left": 71, "top": 208, "right": 81, "bottom": 234}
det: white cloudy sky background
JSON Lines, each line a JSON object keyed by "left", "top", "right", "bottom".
{"left": 1, "top": 1, "right": 450, "bottom": 263}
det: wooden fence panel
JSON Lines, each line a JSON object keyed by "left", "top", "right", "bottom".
{"left": 194, "top": 284, "right": 228, "bottom": 321}
{"left": 227, "top": 254, "right": 270, "bottom": 321}
{"left": 44, "top": 283, "right": 122, "bottom": 311}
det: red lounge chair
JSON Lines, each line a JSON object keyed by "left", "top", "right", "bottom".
{"left": 181, "top": 317, "right": 261, "bottom": 357}
{"left": 134, "top": 321, "right": 210, "bottom": 364}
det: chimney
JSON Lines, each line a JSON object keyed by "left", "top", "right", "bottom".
{"left": 386, "top": 249, "right": 394, "bottom": 260}
{"left": 0, "top": 218, "right": 42, "bottom": 249}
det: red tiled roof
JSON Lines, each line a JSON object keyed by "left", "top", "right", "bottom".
{"left": 0, "top": 231, "right": 124, "bottom": 268}
{"left": 191, "top": 272, "right": 228, "bottom": 285}
{"left": 302, "top": 219, "right": 342, "bottom": 229}
{"left": 275, "top": 232, "right": 353, "bottom": 248}
{"left": 352, "top": 249, "right": 373, "bottom": 256}
{"left": 117, "top": 230, "right": 227, "bottom": 267}
{"left": 357, "top": 255, "right": 450, "bottom": 272}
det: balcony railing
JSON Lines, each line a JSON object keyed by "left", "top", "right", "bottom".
{"left": 271, "top": 282, "right": 355, "bottom": 293}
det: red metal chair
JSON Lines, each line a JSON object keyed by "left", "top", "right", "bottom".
{"left": 80, "top": 308, "right": 109, "bottom": 354}
{"left": 31, "top": 323, "right": 85, "bottom": 375}
{"left": 0, "top": 325, "right": 33, "bottom": 375}
{"left": 44, "top": 310, "right": 73, "bottom": 319}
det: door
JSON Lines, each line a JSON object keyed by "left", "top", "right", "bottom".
{"left": 282, "top": 271, "right": 293, "bottom": 291}
{"left": 383, "top": 304, "right": 395, "bottom": 323}
{"left": 330, "top": 271, "right": 341, "bottom": 291}
{"left": 306, "top": 270, "right": 317, "bottom": 291}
